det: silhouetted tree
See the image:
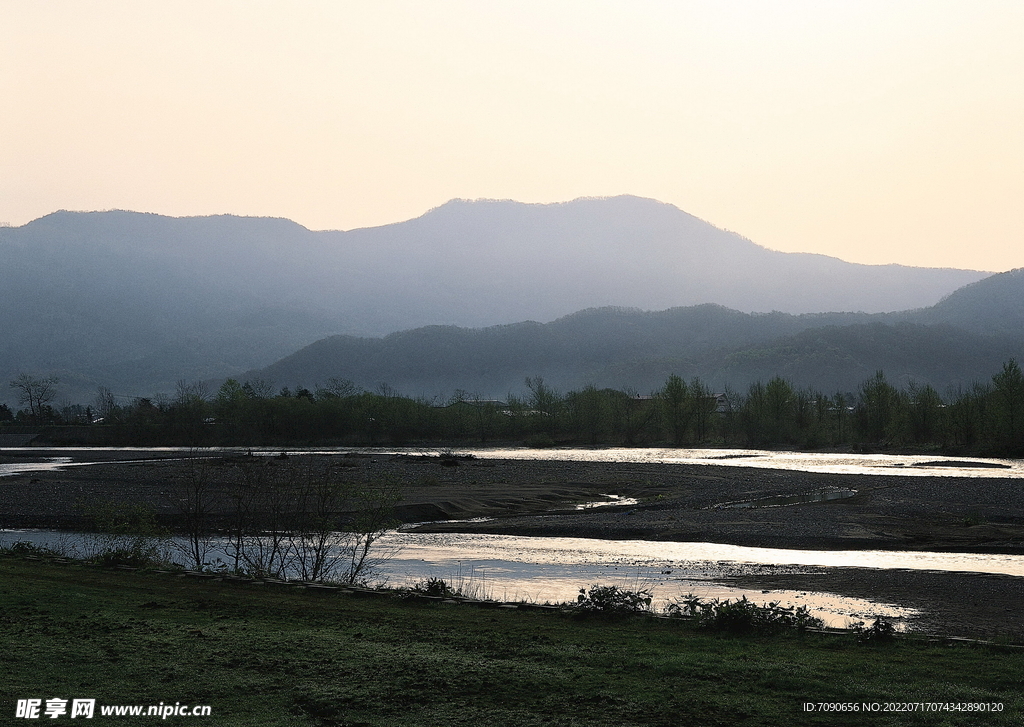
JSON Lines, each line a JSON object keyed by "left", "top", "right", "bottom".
{"left": 857, "top": 371, "right": 903, "bottom": 444}
{"left": 991, "top": 359, "right": 1024, "bottom": 452}
{"left": 566, "top": 385, "right": 610, "bottom": 444}
{"left": 764, "top": 376, "right": 797, "bottom": 443}
{"left": 946, "top": 382, "right": 989, "bottom": 449}
{"left": 525, "top": 377, "right": 562, "bottom": 434}
{"left": 9, "top": 374, "right": 59, "bottom": 420}
{"left": 315, "top": 377, "right": 357, "bottom": 400}
{"left": 242, "top": 378, "right": 275, "bottom": 399}
{"left": 689, "top": 377, "right": 717, "bottom": 443}
{"left": 658, "top": 374, "right": 692, "bottom": 445}
{"left": 173, "top": 380, "right": 210, "bottom": 445}
{"left": 906, "top": 382, "right": 944, "bottom": 445}
{"left": 95, "top": 387, "right": 118, "bottom": 420}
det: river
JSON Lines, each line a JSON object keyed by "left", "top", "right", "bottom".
{"left": 2, "top": 445, "right": 1023, "bottom": 478}
{"left": 2, "top": 446, "right": 1023, "bottom": 629}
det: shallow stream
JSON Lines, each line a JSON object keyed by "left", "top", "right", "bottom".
{"left": 3, "top": 446, "right": 1023, "bottom": 629}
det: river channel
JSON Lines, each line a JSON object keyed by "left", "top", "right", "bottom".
{"left": 2, "top": 446, "right": 1023, "bottom": 629}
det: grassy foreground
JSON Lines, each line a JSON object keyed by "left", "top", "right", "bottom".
{"left": 1, "top": 557, "right": 1022, "bottom": 726}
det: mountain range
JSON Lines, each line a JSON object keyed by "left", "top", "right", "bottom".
{"left": 247, "top": 267, "right": 1024, "bottom": 399}
{"left": 0, "top": 195, "right": 1005, "bottom": 404}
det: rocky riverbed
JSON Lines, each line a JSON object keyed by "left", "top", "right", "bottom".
{"left": 2, "top": 448, "right": 1023, "bottom": 639}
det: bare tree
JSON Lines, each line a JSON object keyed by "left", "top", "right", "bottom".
{"left": 992, "top": 359, "right": 1024, "bottom": 448}
{"left": 9, "top": 374, "right": 59, "bottom": 419}
{"left": 168, "top": 450, "right": 218, "bottom": 570}
{"left": 175, "top": 379, "right": 210, "bottom": 406}
{"left": 174, "top": 379, "right": 211, "bottom": 445}
{"left": 95, "top": 387, "right": 118, "bottom": 420}
{"left": 689, "top": 377, "right": 717, "bottom": 443}
{"left": 227, "top": 459, "right": 296, "bottom": 578}
{"left": 242, "top": 378, "right": 275, "bottom": 399}
{"left": 335, "top": 476, "right": 402, "bottom": 585}
{"left": 315, "top": 377, "right": 358, "bottom": 400}
{"left": 224, "top": 457, "right": 400, "bottom": 583}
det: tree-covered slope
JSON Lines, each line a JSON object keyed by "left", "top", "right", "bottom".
{"left": 248, "top": 272, "right": 1024, "bottom": 398}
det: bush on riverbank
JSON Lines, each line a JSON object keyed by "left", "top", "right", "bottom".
{"left": 668, "top": 594, "right": 825, "bottom": 634}
{"left": 571, "top": 584, "right": 654, "bottom": 616}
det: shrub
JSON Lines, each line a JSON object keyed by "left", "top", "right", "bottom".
{"left": 571, "top": 585, "right": 653, "bottom": 616}
{"left": 853, "top": 618, "right": 897, "bottom": 644}
{"left": 667, "top": 594, "right": 824, "bottom": 634}
{"left": 410, "top": 577, "right": 461, "bottom": 598}
{"left": 93, "top": 546, "right": 164, "bottom": 568}
{"left": 83, "top": 499, "right": 170, "bottom": 568}
{"left": 4, "top": 541, "right": 55, "bottom": 557}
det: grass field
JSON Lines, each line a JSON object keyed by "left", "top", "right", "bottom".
{"left": 2, "top": 555, "right": 1022, "bottom": 726}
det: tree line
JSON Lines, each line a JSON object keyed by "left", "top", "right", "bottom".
{"left": 5, "top": 361, "right": 1024, "bottom": 455}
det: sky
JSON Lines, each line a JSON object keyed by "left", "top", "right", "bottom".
{"left": 2, "top": 1, "right": 1023, "bottom": 272}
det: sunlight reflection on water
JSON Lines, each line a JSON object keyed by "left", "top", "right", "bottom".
{"left": 3, "top": 446, "right": 1021, "bottom": 478}
{"left": 454, "top": 447, "right": 1024, "bottom": 478}
{"left": 0, "top": 526, "right": 918, "bottom": 629}
{"left": 378, "top": 532, "right": 924, "bottom": 628}
{"left": 3, "top": 446, "right": 1021, "bottom": 630}
{"left": 0, "top": 457, "right": 72, "bottom": 477}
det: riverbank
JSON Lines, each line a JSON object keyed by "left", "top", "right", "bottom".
{"left": 2, "top": 449, "right": 1024, "bottom": 639}
{"left": 2, "top": 556, "right": 1021, "bottom": 726}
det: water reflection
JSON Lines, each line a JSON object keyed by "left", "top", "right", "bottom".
{"left": 0, "top": 526, "right": 915, "bottom": 629}
{"left": 4, "top": 446, "right": 1022, "bottom": 630}
{"left": 2, "top": 446, "right": 1021, "bottom": 478}
{"left": 383, "top": 531, "right": 1024, "bottom": 578}
{"left": 0, "top": 457, "right": 72, "bottom": 477}
{"left": 572, "top": 494, "right": 640, "bottom": 510}
{"left": 457, "top": 448, "right": 1024, "bottom": 478}
{"left": 379, "top": 531, "right": 922, "bottom": 627}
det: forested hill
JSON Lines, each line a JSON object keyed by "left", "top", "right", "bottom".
{"left": 913, "top": 267, "right": 1024, "bottom": 335}
{"left": 0, "top": 196, "right": 988, "bottom": 403}
{"left": 249, "top": 269, "right": 1024, "bottom": 398}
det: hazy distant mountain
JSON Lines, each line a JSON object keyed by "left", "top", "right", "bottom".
{"left": 0, "top": 212, "right": 348, "bottom": 403}
{"left": 911, "top": 267, "right": 1024, "bottom": 335}
{"left": 0, "top": 196, "right": 990, "bottom": 403}
{"left": 329, "top": 196, "right": 987, "bottom": 324}
{"left": 249, "top": 269, "right": 1024, "bottom": 398}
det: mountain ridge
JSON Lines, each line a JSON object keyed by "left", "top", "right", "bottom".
{"left": 0, "top": 196, "right": 998, "bottom": 404}
{"left": 246, "top": 270, "right": 1024, "bottom": 399}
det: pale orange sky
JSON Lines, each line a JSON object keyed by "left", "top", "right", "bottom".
{"left": 2, "top": 1, "right": 1022, "bottom": 271}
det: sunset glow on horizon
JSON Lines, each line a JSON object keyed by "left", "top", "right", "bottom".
{"left": 3, "top": 1, "right": 1023, "bottom": 271}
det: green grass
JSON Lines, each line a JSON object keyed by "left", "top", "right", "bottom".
{"left": 1, "top": 556, "right": 1022, "bottom": 726}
